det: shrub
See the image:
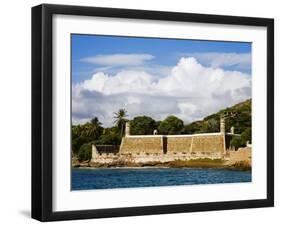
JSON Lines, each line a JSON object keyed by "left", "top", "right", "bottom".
{"left": 241, "top": 127, "right": 251, "bottom": 144}
{"left": 72, "top": 136, "right": 90, "bottom": 155}
{"left": 230, "top": 136, "right": 243, "bottom": 150}
{"left": 230, "top": 128, "right": 251, "bottom": 150}
{"left": 78, "top": 143, "right": 92, "bottom": 161}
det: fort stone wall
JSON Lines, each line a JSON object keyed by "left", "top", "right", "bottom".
{"left": 120, "top": 134, "right": 225, "bottom": 155}
{"left": 89, "top": 118, "right": 250, "bottom": 166}
{"left": 91, "top": 133, "right": 228, "bottom": 164}
{"left": 119, "top": 136, "right": 163, "bottom": 155}
{"left": 167, "top": 137, "right": 192, "bottom": 153}
{"left": 191, "top": 135, "right": 224, "bottom": 153}
{"left": 227, "top": 147, "right": 251, "bottom": 165}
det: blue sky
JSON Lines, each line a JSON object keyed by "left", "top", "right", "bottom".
{"left": 72, "top": 34, "right": 251, "bottom": 84}
{"left": 71, "top": 34, "right": 252, "bottom": 126}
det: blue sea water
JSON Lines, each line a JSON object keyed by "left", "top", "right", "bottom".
{"left": 71, "top": 168, "right": 251, "bottom": 190}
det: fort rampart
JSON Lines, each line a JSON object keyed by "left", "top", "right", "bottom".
{"left": 90, "top": 121, "right": 251, "bottom": 166}
{"left": 91, "top": 133, "right": 238, "bottom": 164}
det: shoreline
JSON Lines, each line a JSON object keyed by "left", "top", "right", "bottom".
{"left": 73, "top": 159, "right": 251, "bottom": 171}
{"left": 73, "top": 165, "right": 251, "bottom": 171}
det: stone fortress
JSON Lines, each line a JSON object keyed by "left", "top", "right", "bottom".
{"left": 91, "top": 115, "right": 252, "bottom": 166}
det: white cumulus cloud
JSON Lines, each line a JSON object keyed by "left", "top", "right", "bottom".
{"left": 73, "top": 57, "right": 251, "bottom": 127}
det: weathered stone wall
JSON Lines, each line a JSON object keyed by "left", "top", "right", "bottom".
{"left": 92, "top": 145, "right": 99, "bottom": 158}
{"left": 167, "top": 137, "right": 192, "bottom": 153}
{"left": 191, "top": 135, "right": 224, "bottom": 153}
{"left": 95, "top": 145, "right": 119, "bottom": 154}
{"left": 86, "top": 118, "right": 251, "bottom": 166}
{"left": 166, "top": 135, "right": 224, "bottom": 154}
{"left": 92, "top": 133, "right": 226, "bottom": 163}
{"left": 90, "top": 132, "right": 253, "bottom": 166}
{"left": 92, "top": 153, "right": 119, "bottom": 163}
{"left": 119, "top": 136, "right": 163, "bottom": 154}
{"left": 91, "top": 152, "right": 222, "bottom": 164}
{"left": 228, "top": 147, "right": 251, "bottom": 165}
{"left": 120, "top": 134, "right": 224, "bottom": 155}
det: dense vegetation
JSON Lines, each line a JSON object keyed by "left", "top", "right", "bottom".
{"left": 183, "top": 99, "right": 252, "bottom": 149}
{"left": 72, "top": 99, "right": 252, "bottom": 160}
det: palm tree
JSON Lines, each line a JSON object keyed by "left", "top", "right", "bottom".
{"left": 113, "top": 109, "right": 128, "bottom": 137}
{"left": 81, "top": 123, "right": 94, "bottom": 138}
{"left": 90, "top": 117, "right": 102, "bottom": 129}
{"left": 91, "top": 117, "right": 103, "bottom": 137}
{"left": 81, "top": 117, "right": 103, "bottom": 139}
{"left": 72, "top": 124, "right": 82, "bottom": 139}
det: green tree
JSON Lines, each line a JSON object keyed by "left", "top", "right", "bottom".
{"left": 72, "top": 136, "right": 90, "bottom": 155}
{"left": 241, "top": 127, "right": 252, "bottom": 144}
{"left": 78, "top": 143, "right": 92, "bottom": 161}
{"left": 230, "top": 136, "right": 243, "bottom": 150}
{"left": 97, "top": 127, "right": 122, "bottom": 145}
{"left": 113, "top": 109, "right": 128, "bottom": 136}
{"left": 207, "top": 118, "right": 220, "bottom": 132}
{"left": 72, "top": 125, "right": 82, "bottom": 140}
{"left": 197, "top": 118, "right": 219, "bottom": 133}
{"left": 130, "top": 116, "right": 156, "bottom": 135}
{"left": 230, "top": 128, "right": 251, "bottom": 150}
{"left": 90, "top": 117, "right": 102, "bottom": 130}
{"left": 71, "top": 117, "right": 103, "bottom": 155}
{"left": 182, "top": 122, "right": 200, "bottom": 134}
{"left": 80, "top": 117, "right": 103, "bottom": 140}
{"left": 227, "top": 111, "right": 251, "bottom": 134}
{"left": 158, "top": 115, "right": 184, "bottom": 135}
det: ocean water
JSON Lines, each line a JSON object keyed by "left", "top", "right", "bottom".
{"left": 71, "top": 168, "right": 251, "bottom": 190}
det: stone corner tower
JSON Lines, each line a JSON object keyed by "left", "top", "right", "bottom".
{"left": 125, "top": 121, "right": 130, "bottom": 137}
{"left": 220, "top": 116, "right": 225, "bottom": 134}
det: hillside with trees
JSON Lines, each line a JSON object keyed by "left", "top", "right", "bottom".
{"left": 183, "top": 99, "right": 251, "bottom": 135}
{"left": 72, "top": 99, "right": 251, "bottom": 160}
{"left": 183, "top": 99, "right": 251, "bottom": 149}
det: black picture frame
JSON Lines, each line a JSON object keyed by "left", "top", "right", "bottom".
{"left": 32, "top": 4, "right": 274, "bottom": 222}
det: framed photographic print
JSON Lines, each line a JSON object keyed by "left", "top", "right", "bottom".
{"left": 32, "top": 4, "right": 274, "bottom": 221}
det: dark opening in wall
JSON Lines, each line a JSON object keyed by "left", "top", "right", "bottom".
{"left": 163, "top": 136, "right": 167, "bottom": 154}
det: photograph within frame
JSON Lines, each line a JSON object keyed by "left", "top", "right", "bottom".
{"left": 71, "top": 34, "right": 252, "bottom": 191}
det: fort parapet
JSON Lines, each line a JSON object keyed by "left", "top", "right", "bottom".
{"left": 119, "top": 133, "right": 226, "bottom": 155}
{"left": 90, "top": 120, "right": 251, "bottom": 166}
{"left": 91, "top": 133, "right": 247, "bottom": 165}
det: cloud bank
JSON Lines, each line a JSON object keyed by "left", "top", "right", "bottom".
{"left": 73, "top": 57, "right": 251, "bottom": 127}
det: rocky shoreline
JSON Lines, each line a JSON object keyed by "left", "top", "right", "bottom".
{"left": 73, "top": 159, "right": 251, "bottom": 171}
